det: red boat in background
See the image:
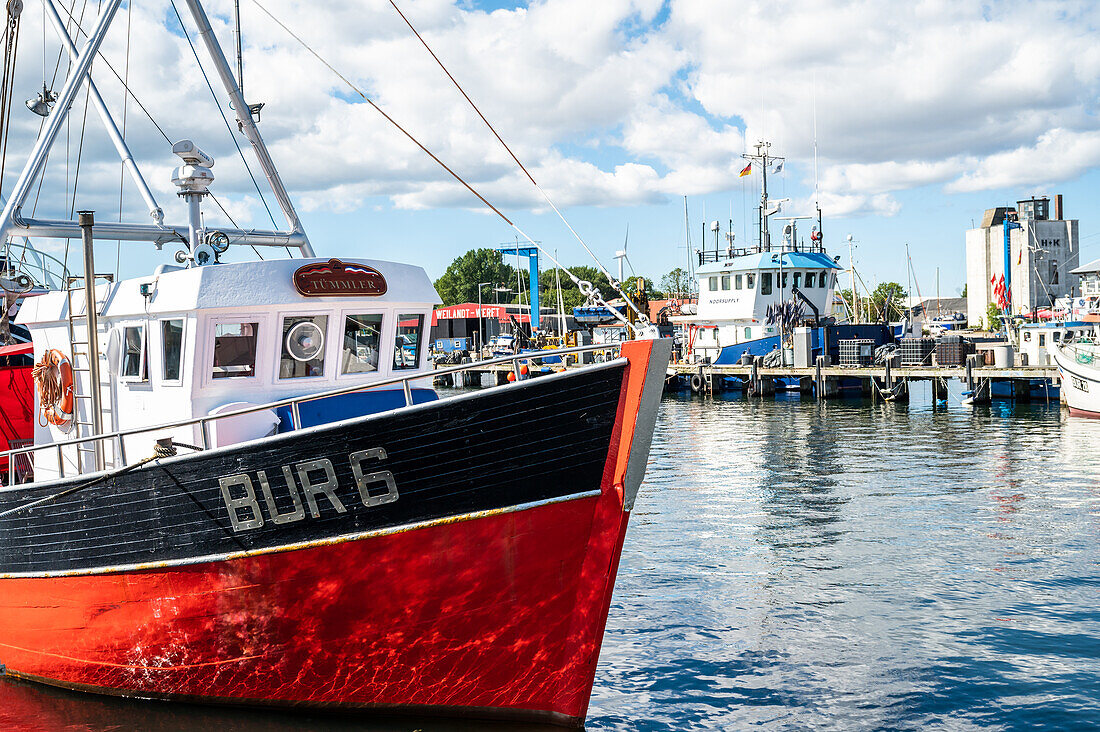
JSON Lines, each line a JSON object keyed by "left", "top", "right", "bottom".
{"left": 0, "top": 343, "right": 33, "bottom": 484}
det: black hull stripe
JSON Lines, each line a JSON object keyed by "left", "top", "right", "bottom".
{"left": 0, "top": 361, "right": 627, "bottom": 573}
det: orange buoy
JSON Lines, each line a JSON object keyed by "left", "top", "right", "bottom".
{"left": 507, "top": 371, "right": 516, "bottom": 382}
{"left": 32, "top": 349, "right": 75, "bottom": 427}
{"left": 519, "top": 364, "right": 529, "bottom": 376}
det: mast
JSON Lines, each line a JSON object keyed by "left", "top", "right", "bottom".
{"left": 234, "top": 0, "right": 245, "bottom": 95}
{"left": 683, "top": 195, "right": 693, "bottom": 289}
{"left": 0, "top": 0, "right": 309, "bottom": 252}
{"left": 181, "top": 0, "right": 313, "bottom": 256}
{"left": 847, "top": 234, "right": 859, "bottom": 322}
{"left": 742, "top": 140, "right": 783, "bottom": 253}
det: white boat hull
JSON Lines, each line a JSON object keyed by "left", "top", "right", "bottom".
{"left": 1052, "top": 344, "right": 1100, "bottom": 418}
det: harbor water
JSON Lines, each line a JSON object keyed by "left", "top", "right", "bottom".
{"left": 3, "top": 387, "right": 1100, "bottom": 730}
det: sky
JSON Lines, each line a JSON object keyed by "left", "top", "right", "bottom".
{"left": 6, "top": 0, "right": 1100, "bottom": 300}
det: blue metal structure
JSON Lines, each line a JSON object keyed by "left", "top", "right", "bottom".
{"left": 1003, "top": 217, "right": 1021, "bottom": 315}
{"left": 497, "top": 244, "right": 540, "bottom": 329}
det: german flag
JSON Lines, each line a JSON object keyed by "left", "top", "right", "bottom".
{"left": 738, "top": 162, "right": 752, "bottom": 177}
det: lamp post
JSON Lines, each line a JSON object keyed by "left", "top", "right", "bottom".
{"left": 477, "top": 282, "right": 491, "bottom": 356}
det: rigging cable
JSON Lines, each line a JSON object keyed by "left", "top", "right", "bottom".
{"left": 381, "top": 0, "right": 647, "bottom": 324}
{"left": 56, "top": 0, "right": 169, "bottom": 144}
{"left": 169, "top": 0, "right": 277, "bottom": 259}
{"left": 247, "top": 0, "right": 642, "bottom": 332}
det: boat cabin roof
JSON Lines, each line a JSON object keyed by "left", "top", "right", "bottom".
{"left": 17, "top": 257, "right": 440, "bottom": 323}
{"left": 696, "top": 250, "right": 841, "bottom": 275}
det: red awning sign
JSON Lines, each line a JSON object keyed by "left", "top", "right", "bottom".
{"left": 432, "top": 304, "right": 530, "bottom": 325}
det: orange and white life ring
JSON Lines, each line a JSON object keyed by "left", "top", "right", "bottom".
{"left": 32, "top": 348, "right": 75, "bottom": 427}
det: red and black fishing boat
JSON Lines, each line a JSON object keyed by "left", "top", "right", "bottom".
{"left": 0, "top": 0, "right": 671, "bottom": 727}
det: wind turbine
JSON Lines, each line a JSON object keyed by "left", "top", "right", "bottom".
{"left": 613, "top": 225, "right": 635, "bottom": 284}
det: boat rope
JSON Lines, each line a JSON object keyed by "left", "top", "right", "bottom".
{"left": 247, "top": 0, "right": 644, "bottom": 334}
{"left": 0, "top": 438, "right": 201, "bottom": 520}
{"left": 169, "top": 0, "right": 284, "bottom": 258}
{"left": 382, "top": 0, "right": 649, "bottom": 325}
{"left": 872, "top": 377, "right": 906, "bottom": 401}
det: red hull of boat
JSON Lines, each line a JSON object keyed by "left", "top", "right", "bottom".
{"left": 0, "top": 362, "right": 33, "bottom": 479}
{"left": 0, "top": 490, "right": 623, "bottom": 725}
{"left": 0, "top": 339, "right": 670, "bottom": 726}
{"left": 1067, "top": 406, "right": 1100, "bottom": 419}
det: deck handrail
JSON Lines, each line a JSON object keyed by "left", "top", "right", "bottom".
{"left": 2, "top": 342, "right": 623, "bottom": 484}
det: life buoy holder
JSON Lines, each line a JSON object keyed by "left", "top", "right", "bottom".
{"left": 32, "top": 348, "right": 75, "bottom": 427}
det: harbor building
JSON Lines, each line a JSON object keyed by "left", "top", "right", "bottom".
{"left": 965, "top": 195, "right": 1078, "bottom": 326}
{"left": 1072, "top": 258, "right": 1100, "bottom": 297}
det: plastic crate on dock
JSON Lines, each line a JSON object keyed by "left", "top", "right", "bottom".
{"left": 838, "top": 339, "right": 875, "bottom": 367}
{"left": 899, "top": 337, "right": 936, "bottom": 365}
{"left": 935, "top": 336, "right": 973, "bottom": 367}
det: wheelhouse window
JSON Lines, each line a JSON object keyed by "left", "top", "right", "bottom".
{"left": 161, "top": 319, "right": 183, "bottom": 382}
{"left": 721, "top": 275, "right": 730, "bottom": 290}
{"left": 121, "top": 325, "right": 147, "bottom": 380}
{"left": 393, "top": 313, "right": 424, "bottom": 370}
{"left": 806, "top": 272, "right": 816, "bottom": 288}
{"left": 212, "top": 322, "right": 259, "bottom": 379}
{"left": 781, "top": 272, "right": 789, "bottom": 289}
{"left": 279, "top": 315, "right": 328, "bottom": 379}
{"left": 761, "top": 272, "right": 773, "bottom": 295}
{"left": 341, "top": 313, "right": 383, "bottom": 374}
{"left": 746, "top": 273, "right": 755, "bottom": 289}
{"left": 734, "top": 274, "right": 743, "bottom": 290}
{"left": 708, "top": 276, "right": 718, "bottom": 291}
{"left": 793, "top": 272, "right": 802, "bottom": 289}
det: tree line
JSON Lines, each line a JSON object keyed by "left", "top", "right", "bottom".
{"left": 433, "top": 248, "right": 697, "bottom": 309}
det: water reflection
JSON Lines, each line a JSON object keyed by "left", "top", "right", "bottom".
{"left": 591, "top": 391, "right": 1100, "bottom": 730}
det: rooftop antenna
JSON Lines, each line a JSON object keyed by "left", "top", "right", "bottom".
{"left": 233, "top": 0, "right": 264, "bottom": 122}
{"left": 813, "top": 71, "right": 823, "bottom": 246}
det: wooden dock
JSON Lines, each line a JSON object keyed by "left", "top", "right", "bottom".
{"left": 434, "top": 353, "right": 1062, "bottom": 404}
{"left": 666, "top": 358, "right": 1060, "bottom": 403}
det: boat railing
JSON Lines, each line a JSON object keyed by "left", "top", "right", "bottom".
{"left": 696, "top": 241, "right": 829, "bottom": 266}
{"left": 1, "top": 342, "right": 624, "bottom": 485}
{"left": 1, "top": 239, "right": 71, "bottom": 292}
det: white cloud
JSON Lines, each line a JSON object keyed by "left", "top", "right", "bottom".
{"left": 2, "top": 0, "right": 1098, "bottom": 233}
{"left": 947, "top": 128, "right": 1100, "bottom": 192}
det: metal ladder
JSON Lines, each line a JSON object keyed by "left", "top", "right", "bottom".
{"left": 65, "top": 273, "right": 114, "bottom": 471}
